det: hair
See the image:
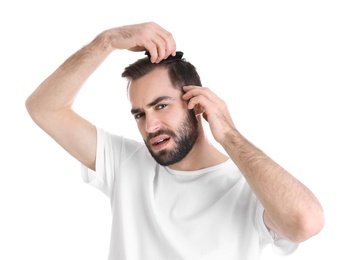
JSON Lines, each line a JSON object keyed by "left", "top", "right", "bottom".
{"left": 121, "top": 56, "right": 202, "bottom": 93}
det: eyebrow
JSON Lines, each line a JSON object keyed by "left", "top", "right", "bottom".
{"left": 131, "top": 96, "right": 173, "bottom": 115}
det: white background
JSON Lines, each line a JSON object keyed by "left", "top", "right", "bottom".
{"left": 1, "top": 0, "right": 341, "bottom": 259}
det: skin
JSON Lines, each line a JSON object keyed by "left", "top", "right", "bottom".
{"left": 26, "top": 22, "right": 324, "bottom": 244}
{"left": 129, "top": 67, "right": 227, "bottom": 170}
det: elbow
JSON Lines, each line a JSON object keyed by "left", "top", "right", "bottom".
{"left": 25, "top": 94, "right": 46, "bottom": 124}
{"left": 25, "top": 95, "right": 38, "bottom": 118}
{"left": 289, "top": 207, "right": 325, "bottom": 243}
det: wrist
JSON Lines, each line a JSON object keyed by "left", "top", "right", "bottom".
{"left": 221, "top": 127, "right": 244, "bottom": 151}
{"left": 93, "top": 30, "right": 116, "bottom": 53}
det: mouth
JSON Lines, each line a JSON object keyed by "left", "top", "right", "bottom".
{"left": 150, "top": 135, "right": 171, "bottom": 151}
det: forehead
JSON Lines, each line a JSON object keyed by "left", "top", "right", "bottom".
{"left": 128, "top": 67, "right": 181, "bottom": 105}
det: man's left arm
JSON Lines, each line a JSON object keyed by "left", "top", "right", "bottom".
{"left": 182, "top": 85, "right": 325, "bottom": 242}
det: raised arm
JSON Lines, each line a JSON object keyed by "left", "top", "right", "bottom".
{"left": 25, "top": 22, "right": 176, "bottom": 171}
{"left": 182, "top": 85, "right": 325, "bottom": 243}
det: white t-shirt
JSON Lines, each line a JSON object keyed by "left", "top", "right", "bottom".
{"left": 81, "top": 127, "right": 298, "bottom": 260}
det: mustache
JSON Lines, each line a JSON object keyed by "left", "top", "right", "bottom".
{"left": 146, "top": 129, "right": 177, "bottom": 143}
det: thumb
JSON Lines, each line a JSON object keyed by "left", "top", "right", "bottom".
{"left": 203, "top": 112, "right": 208, "bottom": 122}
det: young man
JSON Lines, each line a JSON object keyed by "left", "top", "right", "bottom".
{"left": 26, "top": 22, "right": 324, "bottom": 260}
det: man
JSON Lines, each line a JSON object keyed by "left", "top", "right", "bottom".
{"left": 26, "top": 22, "right": 324, "bottom": 259}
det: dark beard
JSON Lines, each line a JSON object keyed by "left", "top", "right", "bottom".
{"left": 144, "top": 110, "right": 199, "bottom": 166}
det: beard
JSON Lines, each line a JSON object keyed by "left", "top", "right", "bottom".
{"left": 144, "top": 110, "right": 199, "bottom": 166}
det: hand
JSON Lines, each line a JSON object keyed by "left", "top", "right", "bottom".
{"left": 182, "top": 85, "right": 237, "bottom": 144}
{"left": 106, "top": 22, "right": 176, "bottom": 63}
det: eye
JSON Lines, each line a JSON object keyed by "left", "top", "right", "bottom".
{"left": 134, "top": 112, "right": 145, "bottom": 120}
{"left": 156, "top": 104, "right": 167, "bottom": 110}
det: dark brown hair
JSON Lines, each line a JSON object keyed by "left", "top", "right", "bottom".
{"left": 121, "top": 56, "right": 202, "bottom": 93}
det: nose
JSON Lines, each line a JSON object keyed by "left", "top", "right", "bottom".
{"left": 145, "top": 114, "right": 161, "bottom": 133}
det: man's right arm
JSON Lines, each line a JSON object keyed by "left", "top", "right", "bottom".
{"left": 25, "top": 22, "right": 176, "bottom": 171}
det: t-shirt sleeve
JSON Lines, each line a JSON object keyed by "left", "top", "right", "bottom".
{"left": 256, "top": 202, "right": 299, "bottom": 256}
{"left": 81, "top": 127, "right": 118, "bottom": 197}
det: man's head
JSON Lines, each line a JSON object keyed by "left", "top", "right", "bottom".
{"left": 121, "top": 54, "right": 203, "bottom": 166}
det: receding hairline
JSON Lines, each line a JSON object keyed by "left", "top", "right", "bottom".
{"left": 126, "top": 66, "right": 175, "bottom": 92}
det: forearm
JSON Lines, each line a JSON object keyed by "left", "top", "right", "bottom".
{"left": 222, "top": 129, "right": 324, "bottom": 242}
{"left": 26, "top": 32, "right": 113, "bottom": 118}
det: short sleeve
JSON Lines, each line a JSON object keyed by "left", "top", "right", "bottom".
{"left": 81, "top": 127, "right": 117, "bottom": 197}
{"left": 269, "top": 229, "right": 299, "bottom": 256}
{"left": 255, "top": 202, "right": 299, "bottom": 256}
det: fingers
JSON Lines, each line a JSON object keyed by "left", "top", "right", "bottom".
{"left": 152, "top": 34, "right": 176, "bottom": 63}
{"left": 110, "top": 22, "right": 176, "bottom": 61}
{"left": 182, "top": 86, "right": 212, "bottom": 109}
{"left": 139, "top": 22, "right": 176, "bottom": 63}
{"left": 146, "top": 36, "right": 176, "bottom": 63}
{"left": 182, "top": 86, "right": 225, "bottom": 116}
{"left": 182, "top": 86, "right": 235, "bottom": 143}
